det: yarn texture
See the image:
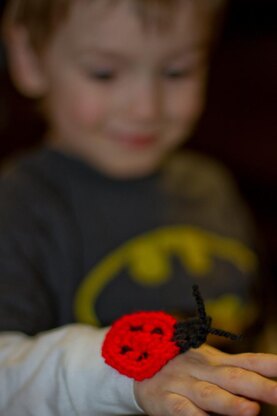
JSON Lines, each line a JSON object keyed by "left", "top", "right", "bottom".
{"left": 102, "top": 285, "right": 241, "bottom": 381}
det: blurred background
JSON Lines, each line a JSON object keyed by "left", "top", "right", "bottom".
{"left": 0, "top": 0, "right": 276, "bottom": 412}
{"left": 190, "top": 0, "right": 277, "bottom": 356}
{"left": 0, "top": 1, "right": 276, "bottom": 322}
{"left": 0, "top": 0, "right": 276, "bottom": 328}
{"left": 0, "top": 0, "right": 277, "bottom": 394}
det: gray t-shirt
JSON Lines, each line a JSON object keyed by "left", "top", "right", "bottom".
{"left": 0, "top": 147, "right": 257, "bottom": 335}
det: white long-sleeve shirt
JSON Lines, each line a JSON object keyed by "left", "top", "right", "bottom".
{"left": 0, "top": 325, "right": 144, "bottom": 415}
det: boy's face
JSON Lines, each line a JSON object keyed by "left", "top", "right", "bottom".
{"left": 22, "top": 0, "right": 214, "bottom": 177}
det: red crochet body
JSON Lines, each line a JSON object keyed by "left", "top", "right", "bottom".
{"left": 102, "top": 311, "right": 180, "bottom": 381}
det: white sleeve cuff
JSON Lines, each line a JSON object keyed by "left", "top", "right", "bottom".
{"left": 0, "top": 325, "right": 144, "bottom": 415}
{"left": 63, "top": 325, "right": 145, "bottom": 415}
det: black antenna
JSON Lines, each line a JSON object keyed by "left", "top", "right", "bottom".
{"left": 192, "top": 284, "right": 242, "bottom": 342}
{"left": 209, "top": 327, "right": 242, "bottom": 341}
{"left": 192, "top": 284, "right": 207, "bottom": 323}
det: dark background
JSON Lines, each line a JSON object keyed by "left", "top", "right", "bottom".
{"left": 0, "top": 2, "right": 276, "bottom": 414}
{"left": 0, "top": 0, "right": 276, "bottom": 322}
{"left": 190, "top": 0, "right": 277, "bottom": 325}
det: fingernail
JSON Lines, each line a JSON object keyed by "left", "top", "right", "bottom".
{"left": 239, "top": 401, "right": 259, "bottom": 416}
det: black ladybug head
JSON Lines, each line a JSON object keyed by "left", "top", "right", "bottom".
{"left": 172, "top": 285, "right": 242, "bottom": 353}
{"left": 173, "top": 315, "right": 211, "bottom": 352}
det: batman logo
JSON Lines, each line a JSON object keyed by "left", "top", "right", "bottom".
{"left": 74, "top": 226, "right": 257, "bottom": 326}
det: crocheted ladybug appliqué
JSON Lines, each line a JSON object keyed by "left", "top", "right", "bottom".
{"left": 102, "top": 311, "right": 180, "bottom": 381}
{"left": 102, "top": 285, "right": 242, "bottom": 381}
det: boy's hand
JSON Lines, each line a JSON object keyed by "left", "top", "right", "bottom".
{"left": 134, "top": 344, "right": 277, "bottom": 416}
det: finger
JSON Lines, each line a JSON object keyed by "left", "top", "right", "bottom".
{"left": 187, "top": 345, "right": 277, "bottom": 381}
{"left": 164, "top": 392, "right": 208, "bottom": 416}
{"left": 185, "top": 379, "right": 260, "bottom": 416}
{"left": 186, "top": 358, "right": 277, "bottom": 407}
{"left": 222, "top": 352, "right": 277, "bottom": 378}
{"left": 210, "top": 364, "right": 277, "bottom": 406}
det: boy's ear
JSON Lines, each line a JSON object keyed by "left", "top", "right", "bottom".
{"left": 3, "top": 25, "right": 48, "bottom": 98}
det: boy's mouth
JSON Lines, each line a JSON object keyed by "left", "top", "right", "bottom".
{"left": 109, "top": 132, "right": 158, "bottom": 150}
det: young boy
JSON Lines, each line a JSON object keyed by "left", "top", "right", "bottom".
{"left": 0, "top": 0, "right": 276, "bottom": 415}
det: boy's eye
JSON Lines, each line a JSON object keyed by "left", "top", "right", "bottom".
{"left": 163, "top": 67, "right": 193, "bottom": 80}
{"left": 87, "top": 69, "right": 117, "bottom": 82}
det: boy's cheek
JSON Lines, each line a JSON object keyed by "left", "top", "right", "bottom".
{"left": 172, "top": 94, "right": 206, "bottom": 129}
{"left": 48, "top": 86, "right": 106, "bottom": 128}
{"left": 168, "top": 79, "right": 207, "bottom": 122}
{"left": 69, "top": 99, "right": 105, "bottom": 127}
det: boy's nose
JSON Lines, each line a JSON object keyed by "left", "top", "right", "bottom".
{"left": 123, "top": 78, "right": 162, "bottom": 123}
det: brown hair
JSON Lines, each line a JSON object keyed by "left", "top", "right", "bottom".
{"left": 3, "top": 0, "right": 227, "bottom": 50}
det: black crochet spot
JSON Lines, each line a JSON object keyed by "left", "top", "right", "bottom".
{"left": 151, "top": 327, "right": 164, "bottom": 335}
{"left": 137, "top": 352, "right": 149, "bottom": 361}
{"left": 130, "top": 325, "right": 143, "bottom": 332}
{"left": 121, "top": 345, "right": 133, "bottom": 354}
